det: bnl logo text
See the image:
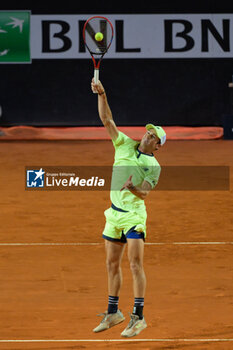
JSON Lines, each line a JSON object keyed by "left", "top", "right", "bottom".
{"left": 27, "top": 168, "right": 45, "bottom": 188}
{"left": 42, "top": 19, "right": 231, "bottom": 53}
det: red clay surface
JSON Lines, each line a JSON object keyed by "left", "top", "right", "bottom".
{"left": 0, "top": 139, "right": 232, "bottom": 350}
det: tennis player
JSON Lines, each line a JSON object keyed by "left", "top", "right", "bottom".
{"left": 91, "top": 78, "right": 166, "bottom": 337}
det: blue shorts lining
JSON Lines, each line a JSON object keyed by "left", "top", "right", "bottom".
{"left": 103, "top": 225, "right": 145, "bottom": 244}
{"left": 103, "top": 234, "right": 127, "bottom": 243}
{"left": 126, "top": 231, "right": 145, "bottom": 239}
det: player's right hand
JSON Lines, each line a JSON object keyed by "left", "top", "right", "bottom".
{"left": 120, "top": 175, "right": 134, "bottom": 191}
{"left": 91, "top": 78, "right": 105, "bottom": 95}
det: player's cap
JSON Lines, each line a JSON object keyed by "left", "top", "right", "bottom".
{"left": 145, "top": 124, "right": 166, "bottom": 145}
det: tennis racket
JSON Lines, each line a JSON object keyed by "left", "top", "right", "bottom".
{"left": 83, "top": 16, "right": 114, "bottom": 90}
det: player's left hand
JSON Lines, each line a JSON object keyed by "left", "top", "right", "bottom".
{"left": 120, "top": 175, "right": 134, "bottom": 191}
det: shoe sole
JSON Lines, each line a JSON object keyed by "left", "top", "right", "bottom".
{"left": 93, "top": 316, "right": 125, "bottom": 333}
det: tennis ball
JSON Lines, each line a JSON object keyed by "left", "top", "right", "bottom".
{"left": 95, "top": 32, "right": 103, "bottom": 41}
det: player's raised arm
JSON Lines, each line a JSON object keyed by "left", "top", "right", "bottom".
{"left": 91, "top": 78, "right": 119, "bottom": 141}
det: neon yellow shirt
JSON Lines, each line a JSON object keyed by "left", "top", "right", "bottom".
{"left": 110, "top": 131, "right": 161, "bottom": 212}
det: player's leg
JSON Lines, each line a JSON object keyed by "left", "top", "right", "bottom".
{"left": 121, "top": 237, "right": 147, "bottom": 337}
{"left": 105, "top": 239, "right": 126, "bottom": 298}
{"left": 93, "top": 238, "right": 126, "bottom": 333}
{"left": 127, "top": 238, "right": 146, "bottom": 305}
{"left": 102, "top": 209, "right": 127, "bottom": 311}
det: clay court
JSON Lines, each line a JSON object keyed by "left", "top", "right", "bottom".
{"left": 0, "top": 135, "right": 232, "bottom": 350}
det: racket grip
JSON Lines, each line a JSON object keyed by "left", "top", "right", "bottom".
{"left": 94, "top": 68, "right": 99, "bottom": 84}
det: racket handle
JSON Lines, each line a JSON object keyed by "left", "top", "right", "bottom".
{"left": 94, "top": 68, "right": 99, "bottom": 84}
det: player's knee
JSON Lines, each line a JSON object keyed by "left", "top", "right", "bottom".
{"left": 129, "top": 258, "right": 143, "bottom": 275}
{"left": 106, "top": 258, "right": 121, "bottom": 274}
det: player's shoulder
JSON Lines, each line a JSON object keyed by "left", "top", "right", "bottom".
{"left": 113, "top": 131, "right": 137, "bottom": 147}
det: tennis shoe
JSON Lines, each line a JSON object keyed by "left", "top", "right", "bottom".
{"left": 93, "top": 310, "right": 125, "bottom": 333}
{"left": 121, "top": 314, "right": 147, "bottom": 337}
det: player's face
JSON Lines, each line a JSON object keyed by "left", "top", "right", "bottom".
{"left": 142, "top": 130, "right": 161, "bottom": 151}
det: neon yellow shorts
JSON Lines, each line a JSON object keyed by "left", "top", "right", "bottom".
{"left": 102, "top": 206, "right": 147, "bottom": 243}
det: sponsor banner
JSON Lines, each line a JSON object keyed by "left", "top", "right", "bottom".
{"left": 31, "top": 14, "right": 233, "bottom": 59}
{"left": 25, "top": 166, "right": 229, "bottom": 191}
{"left": 0, "top": 11, "right": 30, "bottom": 63}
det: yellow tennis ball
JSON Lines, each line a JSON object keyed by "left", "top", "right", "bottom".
{"left": 95, "top": 32, "right": 103, "bottom": 41}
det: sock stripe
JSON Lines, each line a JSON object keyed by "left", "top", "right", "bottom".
{"left": 134, "top": 298, "right": 144, "bottom": 306}
{"left": 108, "top": 296, "right": 119, "bottom": 302}
{"left": 133, "top": 297, "right": 144, "bottom": 319}
{"left": 108, "top": 296, "right": 119, "bottom": 314}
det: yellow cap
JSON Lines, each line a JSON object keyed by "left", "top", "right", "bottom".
{"left": 145, "top": 124, "right": 166, "bottom": 145}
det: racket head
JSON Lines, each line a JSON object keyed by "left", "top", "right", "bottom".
{"left": 83, "top": 16, "right": 114, "bottom": 68}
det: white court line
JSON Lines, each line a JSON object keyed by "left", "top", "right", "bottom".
{"left": 0, "top": 243, "right": 101, "bottom": 246}
{"left": 0, "top": 339, "right": 233, "bottom": 343}
{"left": 0, "top": 242, "right": 233, "bottom": 246}
{"left": 147, "top": 242, "right": 233, "bottom": 245}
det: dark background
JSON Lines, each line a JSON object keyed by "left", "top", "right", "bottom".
{"left": 0, "top": 1, "right": 233, "bottom": 127}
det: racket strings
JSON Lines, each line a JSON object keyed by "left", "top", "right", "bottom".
{"left": 83, "top": 17, "right": 113, "bottom": 56}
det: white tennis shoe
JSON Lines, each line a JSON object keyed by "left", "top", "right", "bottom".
{"left": 93, "top": 310, "right": 125, "bottom": 333}
{"left": 121, "top": 314, "right": 147, "bottom": 337}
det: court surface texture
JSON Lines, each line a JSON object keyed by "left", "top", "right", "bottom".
{"left": 0, "top": 138, "right": 232, "bottom": 350}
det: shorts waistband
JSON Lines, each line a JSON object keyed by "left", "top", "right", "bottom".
{"left": 111, "top": 203, "right": 129, "bottom": 213}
